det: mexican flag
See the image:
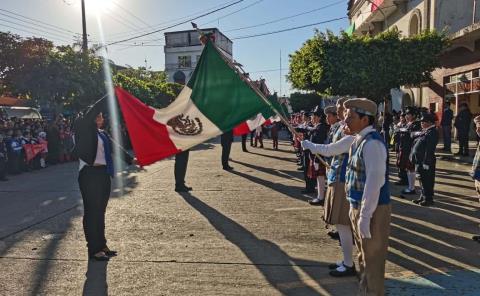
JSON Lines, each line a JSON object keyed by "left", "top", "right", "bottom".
{"left": 115, "top": 40, "right": 272, "bottom": 166}
{"left": 233, "top": 94, "right": 282, "bottom": 136}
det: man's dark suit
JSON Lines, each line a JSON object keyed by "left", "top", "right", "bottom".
{"left": 410, "top": 126, "right": 438, "bottom": 202}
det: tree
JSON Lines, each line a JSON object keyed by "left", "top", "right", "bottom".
{"left": 288, "top": 29, "right": 449, "bottom": 103}
{"left": 113, "top": 68, "right": 182, "bottom": 108}
{"left": 288, "top": 92, "right": 323, "bottom": 112}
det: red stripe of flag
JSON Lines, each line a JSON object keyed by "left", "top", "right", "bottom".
{"left": 115, "top": 87, "right": 180, "bottom": 166}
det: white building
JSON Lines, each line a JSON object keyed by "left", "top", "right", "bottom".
{"left": 164, "top": 28, "right": 233, "bottom": 85}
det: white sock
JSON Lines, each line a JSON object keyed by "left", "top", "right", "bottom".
{"left": 407, "top": 171, "right": 416, "bottom": 191}
{"left": 316, "top": 176, "right": 325, "bottom": 200}
{"left": 336, "top": 224, "right": 354, "bottom": 267}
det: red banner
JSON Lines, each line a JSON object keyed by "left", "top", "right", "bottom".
{"left": 371, "top": 0, "right": 384, "bottom": 12}
{"left": 23, "top": 143, "right": 48, "bottom": 162}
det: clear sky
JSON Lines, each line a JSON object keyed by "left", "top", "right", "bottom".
{"left": 0, "top": 0, "right": 350, "bottom": 96}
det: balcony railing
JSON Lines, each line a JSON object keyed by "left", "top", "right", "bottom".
{"left": 444, "top": 77, "right": 480, "bottom": 95}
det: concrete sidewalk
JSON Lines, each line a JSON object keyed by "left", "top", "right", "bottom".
{"left": 0, "top": 137, "right": 479, "bottom": 295}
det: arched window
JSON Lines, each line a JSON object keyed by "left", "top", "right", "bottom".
{"left": 409, "top": 10, "right": 422, "bottom": 36}
{"left": 173, "top": 70, "right": 186, "bottom": 85}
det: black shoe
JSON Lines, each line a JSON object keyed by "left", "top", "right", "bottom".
{"left": 419, "top": 200, "right": 434, "bottom": 207}
{"left": 242, "top": 149, "right": 248, "bottom": 152}
{"left": 175, "top": 186, "right": 190, "bottom": 192}
{"left": 89, "top": 252, "right": 110, "bottom": 261}
{"left": 472, "top": 235, "right": 480, "bottom": 242}
{"left": 412, "top": 197, "right": 425, "bottom": 204}
{"left": 327, "top": 230, "right": 340, "bottom": 240}
{"left": 223, "top": 166, "right": 234, "bottom": 171}
{"left": 328, "top": 261, "right": 343, "bottom": 270}
{"left": 103, "top": 247, "right": 117, "bottom": 257}
{"left": 308, "top": 198, "right": 324, "bottom": 206}
{"left": 401, "top": 188, "right": 416, "bottom": 195}
{"left": 329, "top": 264, "right": 356, "bottom": 277}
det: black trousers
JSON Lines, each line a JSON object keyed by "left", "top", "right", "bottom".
{"left": 0, "top": 158, "right": 6, "bottom": 179}
{"left": 250, "top": 131, "right": 255, "bottom": 146}
{"left": 458, "top": 133, "right": 469, "bottom": 155}
{"left": 221, "top": 141, "right": 232, "bottom": 168}
{"left": 78, "top": 166, "right": 111, "bottom": 256}
{"left": 303, "top": 153, "right": 315, "bottom": 191}
{"left": 418, "top": 163, "right": 435, "bottom": 201}
{"left": 174, "top": 150, "right": 189, "bottom": 187}
{"left": 241, "top": 134, "right": 248, "bottom": 151}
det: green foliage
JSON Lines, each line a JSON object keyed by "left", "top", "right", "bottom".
{"left": 288, "top": 29, "right": 449, "bottom": 103}
{"left": 289, "top": 92, "right": 323, "bottom": 112}
{"left": 113, "top": 68, "right": 182, "bottom": 108}
{"left": 0, "top": 31, "right": 180, "bottom": 112}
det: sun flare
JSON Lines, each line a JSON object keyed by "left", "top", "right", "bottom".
{"left": 84, "top": 0, "right": 115, "bottom": 13}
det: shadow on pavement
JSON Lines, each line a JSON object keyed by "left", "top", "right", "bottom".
{"left": 178, "top": 192, "right": 346, "bottom": 296}
{"left": 82, "top": 260, "right": 109, "bottom": 296}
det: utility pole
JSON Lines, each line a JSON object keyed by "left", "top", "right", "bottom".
{"left": 81, "top": 0, "right": 88, "bottom": 55}
{"left": 279, "top": 49, "right": 282, "bottom": 97}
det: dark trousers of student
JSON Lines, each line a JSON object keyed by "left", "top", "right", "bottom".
{"left": 221, "top": 141, "right": 232, "bottom": 168}
{"left": 0, "top": 158, "right": 6, "bottom": 179}
{"left": 303, "top": 153, "right": 316, "bottom": 191}
{"left": 458, "top": 132, "right": 469, "bottom": 155}
{"left": 174, "top": 150, "right": 190, "bottom": 187}
{"left": 79, "top": 166, "right": 111, "bottom": 257}
{"left": 241, "top": 134, "right": 248, "bottom": 151}
{"left": 418, "top": 163, "right": 435, "bottom": 201}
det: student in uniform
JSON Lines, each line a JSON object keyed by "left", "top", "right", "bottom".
{"left": 344, "top": 98, "right": 391, "bottom": 295}
{"left": 410, "top": 113, "right": 438, "bottom": 207}
{"left": 302, "top": 98, "right": 357, "bottom": 277}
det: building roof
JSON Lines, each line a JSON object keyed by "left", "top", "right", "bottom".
{"left": 164, "top": 27, "right": 233, "bottom": 43}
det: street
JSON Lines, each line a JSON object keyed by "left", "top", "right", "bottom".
{"left": 0, "top": 137, "right": 479, "bottom": 295}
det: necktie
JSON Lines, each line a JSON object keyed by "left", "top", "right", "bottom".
{"left": 98, "top": 131, "right": 114, "bottom": 177}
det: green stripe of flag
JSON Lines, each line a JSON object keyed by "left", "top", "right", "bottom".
{"left": 188, "top": 40, "right": 270, "bottom": 132}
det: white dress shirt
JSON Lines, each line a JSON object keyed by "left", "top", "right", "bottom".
{"left": 79, "top": 132, "right": 107, "bottom": 171}
{"left": 354, "top": 126, "right": 387, "bottom": 219}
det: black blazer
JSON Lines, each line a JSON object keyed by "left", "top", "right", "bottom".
{"left": 73, "top": 100, "right": 133, "bottom": 166}
{"left": 410, "top": 126, "right": 438, "bottom": 167}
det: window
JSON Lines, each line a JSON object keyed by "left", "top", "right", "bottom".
{"left": 178, "top": 56, "right": 191, "bottom": 68}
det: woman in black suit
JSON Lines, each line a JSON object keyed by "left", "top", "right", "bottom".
{"left": 74, "top": 100, "right": 133, "bottom": 261}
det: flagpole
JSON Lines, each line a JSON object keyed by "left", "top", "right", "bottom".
{"left": 192, "top": 25, "right": 330, "bottom": 168}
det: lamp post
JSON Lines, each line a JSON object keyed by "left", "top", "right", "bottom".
{"left": 365, "top": 0, "right": 388, "bottom": 30}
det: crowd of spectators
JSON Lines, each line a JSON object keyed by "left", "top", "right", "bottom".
{"left": 0, "top": 115, "right": 76, "bottom": 181}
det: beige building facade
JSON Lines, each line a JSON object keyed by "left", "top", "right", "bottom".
{"left": 348, "top": 0, "right": 480, "bottom": 119}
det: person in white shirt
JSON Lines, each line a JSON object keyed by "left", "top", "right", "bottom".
{"left": 344, "top": 98, "right": 391, "bottom": 295}
{"left": 301, "top": 98, "right": 357, "bottom": 277}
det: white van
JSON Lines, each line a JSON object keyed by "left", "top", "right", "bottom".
{"left": 0, "top": 106, "right": 42, "bottom": 119}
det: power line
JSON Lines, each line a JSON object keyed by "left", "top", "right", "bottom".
{"left": 105, "top": 0, "right": 239, "bottom": 39}
{"left": 224, "top": 0, "right": 345, "bottom": 32}
{"left": 200, "top": 0, "right": 264, "bottom": 26}
{"left": 0, "top": 11, "right": 77, "bottom": 38}
{"left": 231, "top": 16, "right": 348, "bottom": 40}
{"left": 0, "top": 7, "right": 78, "bottom": 35}
{"left": 106, "top": 0, "right": 244, "bottom": 46}
{"left": 0, "top": 18, "right": 75, "bottom": 43}
{"left": 0, "top": 22, "right": 73, "bottom": 44}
